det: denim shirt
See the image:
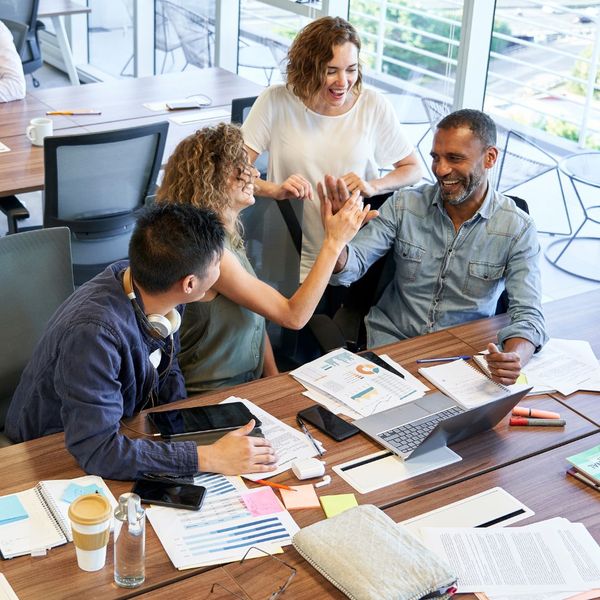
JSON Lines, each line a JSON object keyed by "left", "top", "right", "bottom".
{"left": 5, "top": 261, "right": 198, "bottom": 480}
{"left": 331, "top": 183, "right": 548, "bottom": 349}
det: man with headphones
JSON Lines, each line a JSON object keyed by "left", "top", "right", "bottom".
{"left": 6, "top": 204, "right": 277, "bottom": 480}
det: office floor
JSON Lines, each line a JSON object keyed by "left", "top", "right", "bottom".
{"left": 3, "top": 64, "right": 599, "bottom": 304}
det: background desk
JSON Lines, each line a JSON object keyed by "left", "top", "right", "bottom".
{"left": 0, "top": 68, "right": 264, "bottom": 196}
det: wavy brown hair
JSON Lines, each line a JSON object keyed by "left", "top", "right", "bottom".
{"left": 286, "top": 16, "right": 362, "bottom": 105}
{"left": 156, "top": 123, "right": 252, "bottom": 241}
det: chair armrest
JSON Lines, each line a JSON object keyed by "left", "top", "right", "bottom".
{"left": 0, "top": 196, "right": 30, "bottom": 234}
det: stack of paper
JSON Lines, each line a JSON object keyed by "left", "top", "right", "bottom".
{"left": 291, "top": 349, "right": 424, "bottom": 418}
{"left": 474, "top": 339, "right": 600, "bottom": 396}
{"left": 146, "top": 472, "right": 299, "bottom": 569}
{"left": 420, "top": 518, "right": 600, "bottom": 596}
{"left": 220, "top": 396, "right": 323, "bottom": 480}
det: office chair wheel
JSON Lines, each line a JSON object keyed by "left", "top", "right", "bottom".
{"left": 32, "top": 75, "right": 40, "bottom": 88}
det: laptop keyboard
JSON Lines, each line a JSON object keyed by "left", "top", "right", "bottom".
{"left": 379, "top": 406, "right": 464, "bottom": 454}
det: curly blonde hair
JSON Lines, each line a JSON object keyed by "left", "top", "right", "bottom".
{"left": 286, "top": 16, "right": 362, "bottom": 105}
{"left": 156, "top": 123, "right": 252, "bottom": 242}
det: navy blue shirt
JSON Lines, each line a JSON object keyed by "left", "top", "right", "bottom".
{"left": 5, "top": 261, "right": 198, "bottom": 480}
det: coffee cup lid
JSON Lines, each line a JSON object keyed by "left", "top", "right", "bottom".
{"left": 68, "top": 493, "right": 111, "bottom": 525}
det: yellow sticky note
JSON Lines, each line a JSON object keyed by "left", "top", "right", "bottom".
{"left": 279, "top": 485, "right": 320, "bottom": 510}
{"left": 319, "top": 494, "right": 358, "bottom": 518}
{"left": 516, "top": 373, "right": 528, "bottom": 384}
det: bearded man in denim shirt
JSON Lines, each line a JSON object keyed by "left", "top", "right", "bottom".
{"left": 6, "top": 204, "right": 276, "bottom": 480}
{"left": 324, "top": 109, "right": 547, "bottom": 386}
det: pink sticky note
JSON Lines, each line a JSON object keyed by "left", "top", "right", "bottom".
{"left": 280, "top": 485, "right": 321, "bottom": 510}
{"left": 241, "top": 487, "right": 285, "bottom": 516}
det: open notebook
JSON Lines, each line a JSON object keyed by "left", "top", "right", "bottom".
{"left": 418, "top": 359, "right": 510, "bottom": 409}
{"left": 0, "top": 475, "right": 117, "bottom": 559}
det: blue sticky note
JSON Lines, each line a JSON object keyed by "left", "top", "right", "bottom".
{"left": 0, "top": 495, "right": 28, "bottom": 525}
{"left": 61, "top": 483, "right": 104, "bottom": 504}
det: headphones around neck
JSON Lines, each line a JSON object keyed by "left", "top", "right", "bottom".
{"left": 123, "top": 267, "right": 181, "bottom": 339}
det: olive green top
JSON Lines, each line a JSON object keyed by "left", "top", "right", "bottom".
{"left": 178, "top": 235, "right": 266, "bottom": 394}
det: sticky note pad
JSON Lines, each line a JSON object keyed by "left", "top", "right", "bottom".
{"left": 0, "top": 495, "right": 28, "bottom": 525}
{"left": 280, "top": 485, "right": 320, "bottom": 510}
{"left": 241, "top": 487, "right": 284, "bottom": 517}
{"left": 320, "top": 494, "right": 358, "bottom": 518}
{"left": 61, "top": 483, "right": 104, "bottom": 504}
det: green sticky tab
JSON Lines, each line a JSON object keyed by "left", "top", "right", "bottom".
{"left": 319, "top": 494, "right": 358, "bottom": 518}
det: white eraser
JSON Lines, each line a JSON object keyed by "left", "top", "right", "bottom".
{"left": 292, "top": 458, "right": 326, "bottom": 480}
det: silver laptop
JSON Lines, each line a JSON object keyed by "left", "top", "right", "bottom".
{"left": 353, "top": 387, "right": 532, "bottom": 460}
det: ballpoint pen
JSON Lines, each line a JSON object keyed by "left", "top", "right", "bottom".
{"left": 416, "top": 355, "right": 471, "bottom": 363}
{"left": 296, "top": 415, "right": 324, "bottom": 456}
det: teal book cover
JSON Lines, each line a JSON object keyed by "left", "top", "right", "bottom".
{"left": 567, "top": 444, "right": 600, "bottom": 483}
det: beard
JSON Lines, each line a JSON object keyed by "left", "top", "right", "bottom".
{"left": 441, "top": 171, "right": 483, "bottom": 206}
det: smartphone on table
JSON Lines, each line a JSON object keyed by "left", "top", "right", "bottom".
{"left": 297, "top": 405, "right": 360, "bottom": 442}
{"left": 132, "top": 477, "right": 206, "bottom": 510}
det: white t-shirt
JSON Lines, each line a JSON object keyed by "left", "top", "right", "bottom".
{"left": 242, "top": 85, "right": 413, "bottom": 280}
{"left": 0, "top": 21, "right": 26, "bottom": 103}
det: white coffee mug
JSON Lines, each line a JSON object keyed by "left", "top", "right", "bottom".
{"left": 25, "top": 117, "right": 53, "bottom": 146}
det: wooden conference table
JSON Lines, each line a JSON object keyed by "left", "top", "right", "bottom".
{"left": 0, "top": 68, "right": 264, "bottom": 196}
{"left": 1, "top": 288, "right": 599, "bottom": 598}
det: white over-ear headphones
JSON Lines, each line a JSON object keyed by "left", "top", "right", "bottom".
{"left": 123, "top": 267, "right": 181, "bottom": 339}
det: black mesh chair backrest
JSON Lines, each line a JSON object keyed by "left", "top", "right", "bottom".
{"left": 0, "top": 227, "right": 74, "bottom": 431}
{"left": 231, "top": 95, "right": 257, "bottom": 125}
{"left": 43, "top": 121, "right": 169, "bottom": 285}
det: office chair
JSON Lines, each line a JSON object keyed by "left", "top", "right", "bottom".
{"left": 1, "top": 18, "right": 27, "bottom": 53}
{"left": 154, "top": 0, "right": 182, "bottom": 73}
{"left": 162, "top": 1, "right": 213, "bottom": 71}
{"left": 308, "top": 196, "right": 530, "bottom": 353}
{"left": 0, "top": 227, "right": 74, "bottom": 446}
{"left": 495, "top": 129, "right": 571, "bottom": 236}
{"left": 0, "top": 0, "right": 44, "bottom": 87}
{"left": 9, "top": 122, "right": 169, "bottom": 286}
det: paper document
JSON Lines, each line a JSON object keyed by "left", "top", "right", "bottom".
{"left": 147, "top": 472, "right": 299, "bottom": 569}
{"left": 0, "top": 142, "right": 10, "bottom": 153}
{"left": 333, "top": 447, "right": 461, "bottom": 494}
{"left": 474, "top": 339, "right": 600, "bottom": 396}
{"left": 291, "top": 349, "right": 421, "bottom": 417}
{"left": 0, "top": 574, "right": 18, "bottom": 600}
{"left": 221, "top": 397, "right": 322, "bottom": 480}
{"left": 421, "top": 521, "right": 600, "bottom": 593}
{"left": 418, "top": 359, "right": 511, "bottom": 408}
{"left": 400, "top": 487, "right": 534, "bottom": 538}
{"left": 169, "top": 107, "right": 230, "bottom": 125}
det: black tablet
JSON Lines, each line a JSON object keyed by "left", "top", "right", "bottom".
{"left": 148, "top": 402, "right": 261, "bottom": 440}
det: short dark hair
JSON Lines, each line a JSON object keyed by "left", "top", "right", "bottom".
{"left": 437, "top": 109, "right": 497, "bottom": 147}
{"left": 129, "top": 203, "right": 224, "bottom": 293}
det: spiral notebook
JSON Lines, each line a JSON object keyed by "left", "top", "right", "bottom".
{"left": 418, "top": 359, "right": 510, "bottom": 409}
{"left": 0, "top": 475, "right": 117, "bottom": 559}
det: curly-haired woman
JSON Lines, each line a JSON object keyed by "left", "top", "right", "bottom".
{"left": 242, "top": 16, "right": 422, "bottom": 281}
{"left": 156, "top": 123, "right": 372, "bottom": 394}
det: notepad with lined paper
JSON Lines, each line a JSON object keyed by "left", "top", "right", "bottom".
{"left": 418, "top": 359, "right": 510, "bottom": 409}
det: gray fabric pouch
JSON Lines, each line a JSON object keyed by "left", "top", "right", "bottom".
{"left": 292, "top": 504, "right": 457, "bottom": 600}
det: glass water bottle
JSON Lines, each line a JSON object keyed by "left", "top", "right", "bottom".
{"left": 114, "top": 492, "right": 145, "bottom": 588}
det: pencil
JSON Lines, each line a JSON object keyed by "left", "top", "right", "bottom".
{"left": 255, "top": 479, "right": 297, "bottom": 492}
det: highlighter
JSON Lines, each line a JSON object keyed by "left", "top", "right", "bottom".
{"left": 512, "top": 406, "right": 561, "bottom": 419}
{"left": 509, "top": 417, "right": 565, "bottom": 427}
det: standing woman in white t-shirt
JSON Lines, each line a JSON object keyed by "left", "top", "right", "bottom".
{"left": 242, "top": 16, "right": 422, "bottom": 281}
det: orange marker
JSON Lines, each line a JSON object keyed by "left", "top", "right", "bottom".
{"left": 255, "top": 479, "right": 297, "bottom": 492}
{"left": 512, "top": 406, "right": 560, "bottom": 419}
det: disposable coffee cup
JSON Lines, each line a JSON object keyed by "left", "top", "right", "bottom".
{"left": 25, "top": 117, "right": 53, "bottom": 146}
{"left": 68, "top": 493, "right": 112, "bottom": 572}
